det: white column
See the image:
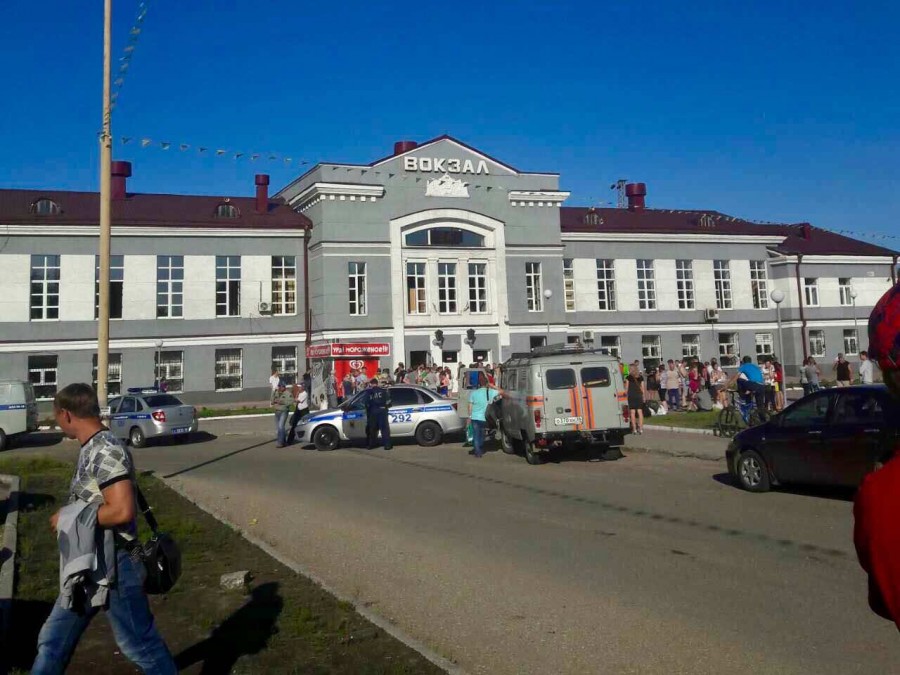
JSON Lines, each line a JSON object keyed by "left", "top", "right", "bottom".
{"left": 59, "top": 255, "right": 96, "bottom": 321}
{"left": 694, "top": 260, "right": 716, "bottom": 310}
{"left": 239, "top": 255, "right": 272, "bottom": 316}
{"left": 731, "top": 260, "right": 753, "bottom": 310}
{"left": 655, "top": 259, "right": 678, "bottom": 311}
{"left": 184, "top": 255, "right": 215, "bottom": 320}
{"left": 123, "top": 255, "right": 157, "bottom": 320}
{"left": 0, "top": 254, "right": 31, "bottom": 322}
{"left": 613, "top": 259, "right": 639, "bottom": 311}
{"left": 573, "top": 258, "right": 596, "bottom": 311}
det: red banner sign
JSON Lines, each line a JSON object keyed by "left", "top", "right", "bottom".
{"left": 306, "top": 342, "right": 391, "bottom": 359}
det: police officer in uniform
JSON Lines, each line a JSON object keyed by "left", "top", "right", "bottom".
{"left": 366, "top": 378, "right": 392, "bottom": 450}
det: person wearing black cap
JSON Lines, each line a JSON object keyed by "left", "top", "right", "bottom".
{"left": 366, "top": 378, "right": 392, "bottom": 450}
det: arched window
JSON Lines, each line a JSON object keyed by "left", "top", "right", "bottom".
{"left": 583, "top": 211, "right": 602, "bottom": 226}
{"left": 215, "top": 203, "right": 240, "bottom": 218}
{"left": 405, "top": 227, "right": 484, "bottom": 248}
{"left": 31, "top": 198, "right": 61, "bottom": 215}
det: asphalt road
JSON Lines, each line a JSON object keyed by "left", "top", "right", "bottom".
{"left": 12, "top": 418, "right": 900, "bottom": 674}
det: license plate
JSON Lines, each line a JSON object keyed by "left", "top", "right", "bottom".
{"left": 171, "top": 427, "right": 190, "bottom": 434}
{"left": 554, "top": 416, "right": 583, "bottom": 425}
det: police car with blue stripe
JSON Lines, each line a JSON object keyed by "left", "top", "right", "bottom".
{"left": 103, "top": 387, "right": 199, "bottom": 448}
{"left": 294, "top": 384, "right": 463, "bottom": 451}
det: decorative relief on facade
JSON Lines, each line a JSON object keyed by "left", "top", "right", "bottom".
{"left": 425, "top": 173, "right": 470, "bottom": 198}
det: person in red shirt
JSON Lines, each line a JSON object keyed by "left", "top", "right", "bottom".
{"left": 854, "top": 283, "right": 900, "bottom": 630}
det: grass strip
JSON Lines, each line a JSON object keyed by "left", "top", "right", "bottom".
{"left": 643, "top": 410, "right": 719, "bottom": 430}
{"left": 1, "top": 456, "right": 444, "bottom": 674}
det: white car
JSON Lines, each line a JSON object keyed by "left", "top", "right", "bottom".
{"left": 293, "top": 385, "right": 463, "bottom": 450}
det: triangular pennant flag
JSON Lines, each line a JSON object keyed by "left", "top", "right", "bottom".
{"left": 388, "top": 173, "right": 394, "bottom": 178}
{"left": 130, "top": 27, "right": 141, "bottom": 35}
{"left": 114, "top": 77, "right": 125, "bottom": 86}
{"left": 300, "top": 161, "right": 308, "bottom": 165}
{"left": 250, "top": 154, "right": 260, "bottom": 161}
{"left": 160, "top": 142, "right": 171, "bottom": 150}
{"left": 284, "top": 157, "right": 292, "bottom": 163}
{"left": 141, "top": 138, "right": 152, "bottom": 147}
{"left": 360, "top": 169, "right": 367, "bottom": 174}
{"left": 216, "top": 149, "right": 226, "bottom": 156}
{"left": 415, "top": 177, "right": 421, "bottom": 182}
{"left": 235, "top": 153, "right": 244, "bottom": 159}
{"left": 268, "top": 154, "right": 277, "bottom": 160}
{"left": 198, "top": 147, "right": 207, "bottom": 153}
{"left": 121, "top": 137, "right": 131, "bottom": 144}
{"left": 179, "top": 144, "right": 190, "bottom": 151}
{"left": 123, "top": 45, "right": 135, "bottom": 53}
{"left": 332, "top": 166, "right": 339, "bottom": 171}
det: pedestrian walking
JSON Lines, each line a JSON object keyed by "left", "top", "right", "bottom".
{"left": 859, "top": 350, "right": 874, "bottom": 385}
{"left": 365, "top": 378, "right": 392, "bottom": 450}
{"left": 325, "top": 370, "right": 339, "bottom": 409}
{"left": 269, "top": 367, "right": 280, "bottom": 391}
{"left": 804, "top": 357, "right": 822, "bottom": 393}
{"left": 626, "top": 360, "right": 645, "bottom": 434}
{"left": 271, "top": 380, "right": 293, "bottom": 448}
{"left": 835, "top": 353, "right": 854, "bottom": 387}
{"left": 32, "top": 383, "right": 177, "bottom": 675}
{"left": 287, "top": 383, "right": 310, "bottom": 445}
{"left": 467, "top": 373, "right": 506, "bottom": 458}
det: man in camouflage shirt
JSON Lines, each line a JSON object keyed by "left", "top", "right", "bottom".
{"left": 32, "top": 383, "right": 176, "bottom": 674}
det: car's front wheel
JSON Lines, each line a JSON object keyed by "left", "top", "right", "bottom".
{"left": 415, "top": 421, "right": 443, "bottom": 447}
{"left": 129, "top": 426, "right": 146, "bottom": 449}
{"left": 312, "top": 425, "right": 340, "bottom": 451}
{"left": 735, "top": 449, "right": 770, "bottom": 492}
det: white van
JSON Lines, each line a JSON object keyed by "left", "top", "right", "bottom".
{"left": 0, "top": 380, "right": 40, "bottom": 450}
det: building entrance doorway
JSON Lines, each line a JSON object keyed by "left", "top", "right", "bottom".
{"left": 409, "top": 350, "right": 430, "bottom": 368}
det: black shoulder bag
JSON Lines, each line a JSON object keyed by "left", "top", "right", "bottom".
{"left": 135, "top": 486, "right": 182, "bottom": 595}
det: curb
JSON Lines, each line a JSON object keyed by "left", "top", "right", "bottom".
{"left": 641, "top": 425, "right": 717, "bottom": 436}
{"left": 0, "top": 474, "right": 21, "bottom": 653}
{"left": 158, "top": 476, "right": 465, "bottom": 675}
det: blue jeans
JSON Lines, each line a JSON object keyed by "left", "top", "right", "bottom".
{"left": 666, "top": 388, "right": 680, "bottom": 409}
{"left": 274, "top": 409, "right": 288, "bottom": 445}
{"left": 471, "top": 419, "right": 486, "bottom": 456}
{"left": 33, "top": 550, "right": 176, "bottom": 674}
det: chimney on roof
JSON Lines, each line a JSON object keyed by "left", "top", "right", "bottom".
{"left": 255, "top": 174, "right": 269, "bottom": 214}
{"left": 625, "top": 182, "right": 646, "bottom": 211}
{"left": 111, "top": 161, "right": 132, "bottom": 201}
{"left": 801, "top": 223, "right": 811, "bottom": 239}
{"left": 394, "top": 140, "right": 418, "bottom": 155}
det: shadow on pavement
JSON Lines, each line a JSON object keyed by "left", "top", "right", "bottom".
{"left": 2, "top": 599, "right": 55, "bottom": 672}
{"left": 712, "top": 472, "right": 855, "bottom": 502}
{"left": 163, "top": 438, "right": 274, "bottom": 479}
{"left": 173, "top": 582, "right": 283, "bottom": 674}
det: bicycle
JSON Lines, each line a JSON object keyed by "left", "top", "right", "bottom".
{"left": 716, "top": 389, "right": 770, "bottom": 438}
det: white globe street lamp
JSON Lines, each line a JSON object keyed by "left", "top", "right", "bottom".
{"left": 770, "top": 289, "right": 786, "bottom": 372}
{"left": 543, "top": 289, "right": 553, "bottom": 346}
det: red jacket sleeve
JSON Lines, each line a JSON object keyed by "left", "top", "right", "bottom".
{"left": 854, "top": 462, "right": 900, "bottom": 628}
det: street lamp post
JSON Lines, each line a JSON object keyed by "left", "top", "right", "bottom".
{"left": 850, "top": 287, "right": 860, "bottom": 356}
{"left": 543, "top": 288, "right": 553, "bottom": 346}
{"left": 770, "top": 289, "right": 786, "bottom": 371}
{"left": 154, "top": 339, "right": 164, "bottom": 387}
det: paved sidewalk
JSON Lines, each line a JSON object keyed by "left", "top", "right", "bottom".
{"left": 625, "top": 428, "right": 728, "bottom": 461}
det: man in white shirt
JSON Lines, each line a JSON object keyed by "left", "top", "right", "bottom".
{"left": 859, "top": 350, "right": 875, "bottom": 385}
{"left": 287, "top": 383, "right": 310, "bottom": 444}
{"left": 269, "top": 368, "right": 280, "bottom": 391}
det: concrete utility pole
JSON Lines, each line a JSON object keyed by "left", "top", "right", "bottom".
{"left": 97, "top": 0, "right": 113, "bottom": 407}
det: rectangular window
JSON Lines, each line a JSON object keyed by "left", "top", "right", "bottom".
{"left": 530, "top": 335, "right": 547, "bottom": 349}
{"left": 526, "top": 262, "right": 543, "bottom": 311}
{"left": 28, "top": 355, "right": 58, "bottom": 400}
{"left": 839, "top": 278, "right": 853, "bottom": 306}
{"left": 755, "top": 333, "right": 774, "bottom": 358}
{"left": 636, "top": 259, "right": 656, "bottom": 310}
{"left": 600, "top": 335, "right": 621, "bottom": 358}
{"left": 272, "top": 346, "right": 298, "bottom": 385}
{"left": 714, "top": 260, "right": 733, "bottom": 310}
{"left": 563, "top": 259, "right": 576, "bottom": 312}
{"left": 718, "top": 332, "right": 739, "bottom": 366}
{"left": 642, "top": 335, "right": 661, "bottom": 359}
{"left": 681, "top": 333, "right": 700, "bottom": 359}
{"left": 348, "top": 261, "right": 367, "bottom": 316}
{"left": 804, "top": 278, "right": 819, "bottom": 307}
{"left": 750, "top": 261, "right": 769, "bottom": 309}
{"left": 843, "top": 329, "right": 859, "bottom": 356}
{"left": 154, "top": 351, "right": 184, "bottom": 393}
{"left": 581, "top": 367, "right": 611, "bottom": 388}
{"left": 216, "top": 255, "right": 241, "bottom": 317}
{"left": 468, "top": 262, "right": 488, "bottom": 313}
{"left": 545, "top": 368, "right": 576, "bottom": 390}
{"left": 95, "top": 255, "right": 124, "bottom": 319}
{"left": 596, "top": 259, "right": 617, "bottom": 311}
{"left": 156, "top": 255, "right": 184, "bottom": 318}
{"left": 676, "top": 260, "right": 694, "bottom": 310}
{"left": 406, "top": 262, "right": 427, "bottom": 314}
{"left": 272, "top": 256, "right": 297, "bottom": 316}
{"left": 30, "top": 254, "right": 60, "bottom": 320}
{"left": 215, "top": 348, "right": 243, "bottom": 391}
{"left": 438, "top": 262, "right": 458, "bottom": 314}
{"left": 92, "top": 353, "right": 123, "bottom": 397}
{"left": 809, "top": 329, "right": 826, "bottom": 357}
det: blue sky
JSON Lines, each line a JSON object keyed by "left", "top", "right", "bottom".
{"left": 2, "top": 0, "right": 898, "bottom": 241}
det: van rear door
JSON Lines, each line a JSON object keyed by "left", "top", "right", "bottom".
{"left": 23, "top": 382, "right": 39, "bottom": 431}
{"left": 579, "top": 365, "right": 622, "bottom": 430}
{"left": 540, "top": 366, "right": 584, "bottom": 432}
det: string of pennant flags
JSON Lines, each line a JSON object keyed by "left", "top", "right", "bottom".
{"left": 110, "top": 1, "right": 151, "bottom": 112}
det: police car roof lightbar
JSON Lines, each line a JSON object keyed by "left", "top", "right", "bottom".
{"left": 126, "top": 387, "right": 161, "bottom": 394}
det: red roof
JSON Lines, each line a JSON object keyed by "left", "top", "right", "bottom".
{"left": 0, "top": 189, "right": 311, "bottom": 230}
{"left": 560, "top": 207, "right": 897, "bottom": 257}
